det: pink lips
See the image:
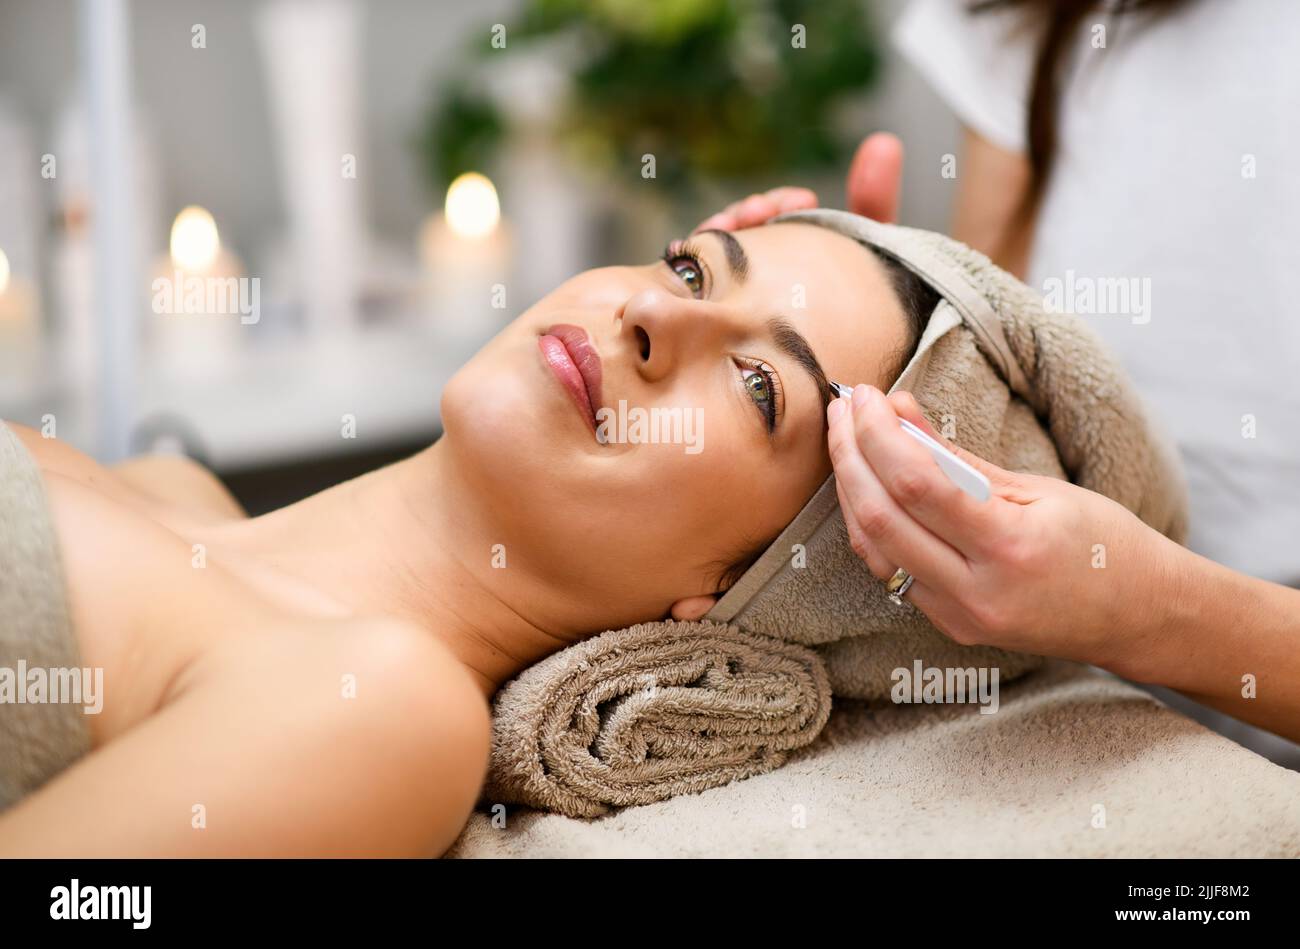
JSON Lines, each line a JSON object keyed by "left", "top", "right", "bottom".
{"left": 538, "top": 324, "right": 603, "bottom": 433}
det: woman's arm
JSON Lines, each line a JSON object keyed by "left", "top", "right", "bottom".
{"left": 0, "top": 620, "right": 490, "bottom": 857}
{"left": 1121, "top": 551, "right": 1300, "bottom": 742}
{"left": 949, "top": 127, "right": 1036, "bottom": 280}
{"left": 826, "top": 386, "right": 1300, "bottom": 743}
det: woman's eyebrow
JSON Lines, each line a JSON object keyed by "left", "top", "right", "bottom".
{"left": 691, "top": 230, "right": 833, "bottom": 414}
{"left": 698, "top": 229, "right": 749, "bottom": 284}
{"left": 767, "top": 317, "right": 833, "bottom": 413}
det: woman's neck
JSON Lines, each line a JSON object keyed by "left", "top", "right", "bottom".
{"left": 208, "top": 440, "right": 574, "bottom": 698}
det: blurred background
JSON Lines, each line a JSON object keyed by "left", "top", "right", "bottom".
{"left": 0, "top": 0, "right": 962, "bottom": 513}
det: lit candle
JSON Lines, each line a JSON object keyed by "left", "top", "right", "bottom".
{"left": 170, "top": 205, "right": 222, "bottom": 273}
{"left": 0, "top": 246, "right": 39, "bottom": 346}
{"left": 420, "top": 172, "right": 512, "bottom": 347}
{"left": 148, "top": 206, "right": 248, "bottom": 375}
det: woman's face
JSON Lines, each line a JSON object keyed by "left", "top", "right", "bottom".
{"left": 441, "top": 222, "right": 910, "bottom": 632}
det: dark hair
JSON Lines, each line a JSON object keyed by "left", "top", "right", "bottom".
{"left": 969, "top": 0, "right": 1190, "bottom": 227}
{"left": 709, "top": 244, "right": 938, "bottom": 594}
{"left": 871, "top": 247, "right": 940, "bottom": 385}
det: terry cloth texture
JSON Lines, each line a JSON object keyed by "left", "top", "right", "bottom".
{"left": 480, "top": 210, "right": 1190, "bottom": 819}
{"left": 481, "top": 620, "right": 831, "bottom": 820}
{"left": 451, "top": 660, "right": 1300, "bottom": 857}
{"left": 0, "top": 419, "right": 91, "bottom": 812}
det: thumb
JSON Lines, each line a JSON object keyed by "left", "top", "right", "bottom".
{"left": 846, "top": 132, "right": 904, "bottom": 223}
{"left": 886, "top": 390, "right": 1026, "bottom": 492}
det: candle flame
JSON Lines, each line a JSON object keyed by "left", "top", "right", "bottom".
{"left": 444, "top": 172, "right": 500, "bottom": 239}
{"left": 170, "top": 206, "right": 221, "bottom": 273}
{"left": 0, "top": 248, "right": 9, "bottom": 296}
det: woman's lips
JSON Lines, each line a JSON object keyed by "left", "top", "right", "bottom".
{"left": 538, "top": 324, "right": 603, "bottom": 434}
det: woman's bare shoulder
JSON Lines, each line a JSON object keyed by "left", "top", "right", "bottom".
{"left": 2, "top": 615, "right": 492, "bottom": 856}
{"left": 112, "top": 452, "right": 248, "bottom": 521}
{"left": 198, "top": 615, "right": 490, "bottom": 776}
{"left": 6, "top": 418, "right": 246, "bottom": 523}
{"left": 157, "top": 615, "right": 490, "bottom": 855}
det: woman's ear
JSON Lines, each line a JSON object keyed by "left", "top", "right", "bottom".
{"left": 669, "top": 595, "right": 718, "bottom": 621}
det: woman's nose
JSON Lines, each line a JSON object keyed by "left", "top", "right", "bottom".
{"left": 619, "top": 288, "right": 739, "bottom": 382}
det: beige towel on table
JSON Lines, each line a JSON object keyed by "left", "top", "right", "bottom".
{"left": 480, "top": 210, "right": 1191, "bottom": 820}
{"left": 453, "top": 660, "right": 1300, "bottom": 857}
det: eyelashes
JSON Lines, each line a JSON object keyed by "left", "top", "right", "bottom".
{"left": 736, "top": 358, "right": 782, "bottom": 433}
{"left": 659, "top": 239, "right": 783, "bottom": 434}
{"left": 661, "top": 239, "right": 710, "bottom": 298}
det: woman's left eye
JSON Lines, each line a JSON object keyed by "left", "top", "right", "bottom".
{"left": 739, "top": 362, "right": 779, "bottom": 432}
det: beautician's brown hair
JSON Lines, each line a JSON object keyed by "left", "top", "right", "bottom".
{"left": 969, "top": 0, "right": 1192, "bottom": 222}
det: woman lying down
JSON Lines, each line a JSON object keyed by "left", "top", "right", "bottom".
{"left": 1, "top": 206, "right": 1198, "bottom": 855}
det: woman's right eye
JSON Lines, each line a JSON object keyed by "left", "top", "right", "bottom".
{"left": 660, "top": 242, "right": 708, "bottom": 298}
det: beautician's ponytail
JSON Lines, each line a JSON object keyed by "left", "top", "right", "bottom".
{"left": 969, "top": 0, "right": 1191, "bottom": 221}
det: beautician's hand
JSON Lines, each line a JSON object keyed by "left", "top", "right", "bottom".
{"left": 844, "top": 131, "right": 904, "bottom": 223}
{"left": 693, "top": 186, "right": 820, "bottom": 234}
{"left": 825, "top": 384, "right": 1187, "bottom": 673}
{"left": 694, "top": 132, "right": 905, "bottom": 232}
{"left": 828, "top": 383, "right": 1300, "bottom": 745}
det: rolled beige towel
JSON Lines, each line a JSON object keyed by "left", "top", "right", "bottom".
{"left": 480, "top": 620, "right": 832, "bottom": 818}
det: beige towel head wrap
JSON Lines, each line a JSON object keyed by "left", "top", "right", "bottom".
{"left": 481, "top": 209, "right": 1189, "bottom": 817}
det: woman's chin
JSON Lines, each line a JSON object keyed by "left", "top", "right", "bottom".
{"left": 442, "top": 367, "right": 515, "bottom": 443}
{"left": 441, "top": 365, "right": 562, "bottom": 476}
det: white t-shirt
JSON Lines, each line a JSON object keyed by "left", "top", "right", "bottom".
{"left": 894, "top": 0, "right": 1300, "bottom": 585}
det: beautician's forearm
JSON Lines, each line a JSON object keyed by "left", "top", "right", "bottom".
{"left": 1113, "top": 544, "right": 1300, "bottom": 744}
{"left": 950, "top": 127, "right": 1034, "bottom": 280}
